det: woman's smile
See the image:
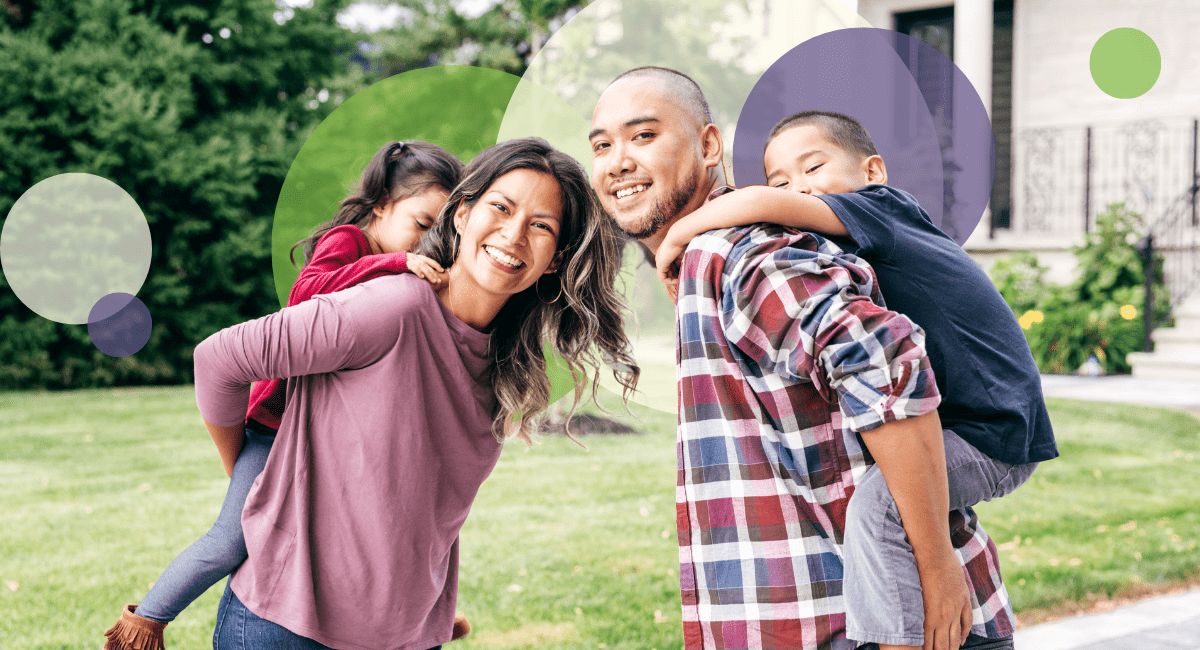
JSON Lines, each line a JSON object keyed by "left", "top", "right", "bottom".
{"left": 482, "top": 244, "right": 526, "bottom": 271}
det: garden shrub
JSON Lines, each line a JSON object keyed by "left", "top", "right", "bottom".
{"left": 989, "top": 203, "right": 1170, "bottom": 374}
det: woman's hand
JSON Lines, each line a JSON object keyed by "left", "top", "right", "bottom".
{"left": 205, "top": 419, "right": 245, "bottom": 478}
{"left": 407, "top": 253, "right": 449, "bottom": 286}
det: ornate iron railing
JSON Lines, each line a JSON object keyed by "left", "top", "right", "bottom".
{"left": 1138, "top": 177, "right": 1200, "bottom": 350}
{"left": 1014, "top": 117, "right": 1198, "bottom": 235}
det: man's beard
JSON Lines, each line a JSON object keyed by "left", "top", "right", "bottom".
{"left": 614, "top": 167, "right": 700, "bottom": 240}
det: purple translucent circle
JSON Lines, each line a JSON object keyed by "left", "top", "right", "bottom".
{"left": 732, "top": 28, "right": 994, "bottom": 245}
{"left": 88, "top": 293, "right": 152, "bottom": 357}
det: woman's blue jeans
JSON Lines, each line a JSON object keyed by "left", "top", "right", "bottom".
{"left": 213, "top": 581, "right": 442, "bottom": 650}
{"left": 135, "top": 424, "right": 276, "bottom": 622}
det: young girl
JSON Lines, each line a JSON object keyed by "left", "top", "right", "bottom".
{"left": 104, "top": 140, "right": 466, "bottom": 650}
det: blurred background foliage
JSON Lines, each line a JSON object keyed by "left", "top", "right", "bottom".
{"left": 989, "top": 203, "right": 1171, "bottom": 375}
{"left": 0, "top": 0, "right": 590, "bottom": 389}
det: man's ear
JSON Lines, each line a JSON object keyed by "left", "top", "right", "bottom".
{"left": 863, "top": 155, "right": 887, "bottom": 185}
{"left": 700, "top": 123, "right": 723, "bottom": 171}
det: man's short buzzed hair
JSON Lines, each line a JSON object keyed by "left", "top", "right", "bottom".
{"left": 767, "top": 110, "right": 878, "bottom": 160}
{"left": 610, "top": 66, "right": 714, "bottom": 129}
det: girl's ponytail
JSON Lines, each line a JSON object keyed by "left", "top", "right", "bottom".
{"left": 291, "top": 141, "right": 464, "bottom": 266}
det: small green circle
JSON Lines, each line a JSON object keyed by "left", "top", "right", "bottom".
{"left": 1090, "top": 28, "right": 1161, "bottom": 99}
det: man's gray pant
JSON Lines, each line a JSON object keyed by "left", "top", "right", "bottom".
{"left": 844, "top": 428, "right": 1037, "bottom": 646}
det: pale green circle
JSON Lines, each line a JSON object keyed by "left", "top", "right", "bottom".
{"left": 506, "top": 0, "right": 871, "bottom": 412}
{"left": 1090, "top": 28, "right": 1161, "bottom": 99}
{"left": 1, "top": 173, "right": 151, "bottom": 324}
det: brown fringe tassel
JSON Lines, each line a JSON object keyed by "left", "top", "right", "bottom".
{"left": 451, "top": 611, "right": 471, "bottom": 641}
{"left": 103, "top": 604, "right": 167, "bottom": 650}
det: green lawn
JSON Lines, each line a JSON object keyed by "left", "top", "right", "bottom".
{"left": 1, "top": 388, "right": 1198, "bottom": 649}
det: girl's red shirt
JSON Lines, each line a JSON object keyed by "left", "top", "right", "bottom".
{"left": 244, "top": 225, "right": 409, "bottom": 430}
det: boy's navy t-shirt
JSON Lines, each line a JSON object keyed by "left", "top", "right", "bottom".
{"left": 818, "top": 184, "right": 1057, "bottom": 465}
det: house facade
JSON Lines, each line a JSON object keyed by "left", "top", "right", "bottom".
{"left": 852, "top": 0, "right": 1200, "bottom": 378}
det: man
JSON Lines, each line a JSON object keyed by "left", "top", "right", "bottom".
{"left": 588, "top": 66, "right": 1013, "bottom": 650}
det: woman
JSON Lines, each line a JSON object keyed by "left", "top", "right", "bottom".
{"left": 195, "top": 137, "right": 638, "bottom": 649}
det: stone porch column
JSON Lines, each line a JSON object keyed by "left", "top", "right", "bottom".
{"left": 954, "top": 0, "right": 993, "bottom": 117}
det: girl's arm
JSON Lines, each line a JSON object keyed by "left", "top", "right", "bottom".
{"left": 289, "top": 227, "right": 409, "bottom": 305}
{"left": 290, "top": 227, "right": 444, "bottom": 305}
{"left": 655, "top": 186, "right": 850, "bottom": 286}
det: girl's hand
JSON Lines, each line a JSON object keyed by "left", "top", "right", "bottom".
{"left": 407, "top": 253, "right": 448, "bottom": 285}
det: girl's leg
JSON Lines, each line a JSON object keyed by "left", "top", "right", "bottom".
{"left": 135, "top": 426, "right": 275, "bottom": 622}
{"left": 135, "top": 427, "right": 275, "bottom": 622}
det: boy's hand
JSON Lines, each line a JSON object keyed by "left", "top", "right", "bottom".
{"left": 655, "top": 230, "right": 688, "bottom": 305}
{"left": 918, "top": 548, "right": 973, "bottom": 650}
{"left": 407, "top": 253, "right": 448, "bottom": 285}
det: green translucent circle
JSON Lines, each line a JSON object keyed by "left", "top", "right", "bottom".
{"left": 273, "top": 66, "right": 520, "bottom": 305}
{"left": 1090, "top": 28, "right": 1161, "bottom": 99}
{"left": 271, "top": 65, "right": 576, "bottom": 404}
{"left": 506, "top": 0, "right": 870, "bottom": 412}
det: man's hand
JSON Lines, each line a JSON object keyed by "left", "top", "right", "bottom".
{"left": 858, "top": 410, "right": 971, "bottom": 650}
{"left": 917, "top": 546, "right": 973, "bottom": 650}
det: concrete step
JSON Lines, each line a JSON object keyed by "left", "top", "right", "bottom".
{"left": 1151, "top": 327, "right": 1200, "bottom": 356}
{"left": 1171, "top": 314, "right": 1200, "bottom": 332}
{"left": 1127, "top": 351, "right": 1200, "bottom": 382}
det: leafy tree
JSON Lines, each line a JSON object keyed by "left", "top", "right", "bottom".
{"left": 360, "top": 0, "right": 589, "bottom": 78}
{"left": 0, "top": 0, "right": 353, "bottom": 388}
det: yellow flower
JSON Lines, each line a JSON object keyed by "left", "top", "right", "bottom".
{"left": 1120, "top": 304, "right": 1137, "bottom": 320}
{"left": 1019, "top": 310, "right": 1043, "bottom": 329}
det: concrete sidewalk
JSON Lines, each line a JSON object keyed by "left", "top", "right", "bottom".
{"left": 1013, "top": 588, "right": 1200, "bottom": 650}
{"left": 1039, "top": 374, "right": 1200, "bottom": 411}
{"left": 1011, "top": 374, "right": 1200, "bottom": 649}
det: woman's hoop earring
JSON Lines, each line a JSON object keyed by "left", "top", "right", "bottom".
{"left": 452, "top": 231, "right": 460, "bottom": 261}
{"left": 536, "top": 274, "right": 563, "bottom": 304}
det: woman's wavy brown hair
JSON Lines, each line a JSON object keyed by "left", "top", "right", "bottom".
{"left": 417, "top": 137, "right": 640, "bottom": 444}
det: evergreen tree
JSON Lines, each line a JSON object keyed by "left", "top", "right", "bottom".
{"left": 0, "top": 0, "right": 353, "bottom": 388}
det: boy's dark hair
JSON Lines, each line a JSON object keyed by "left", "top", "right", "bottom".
{"left": 766, "top": 110, "right": 878, "bottom": 160}
{"left": 610, "top": 66, "right": 713, "bottom": 127}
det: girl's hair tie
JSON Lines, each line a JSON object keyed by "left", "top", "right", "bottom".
{"left": 387, "top": 141, "right": 407, "bottom": 158}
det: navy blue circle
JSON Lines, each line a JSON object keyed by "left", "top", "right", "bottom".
{"left": 733, "top": 28, "right": 995, "bottom": 245}
{"left": 88, "top": 293, "right": 152, "bottom": 357}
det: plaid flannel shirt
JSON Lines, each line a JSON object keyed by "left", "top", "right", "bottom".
{"left": 675, "top": 223, "right": 1013, "bottom": 650}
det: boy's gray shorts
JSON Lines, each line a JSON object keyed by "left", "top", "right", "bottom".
{"left": 843, "top": 429, "right": 1037, "bottom": 646}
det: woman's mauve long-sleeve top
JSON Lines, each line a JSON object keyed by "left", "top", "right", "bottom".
{"left": 245, "top": 225, "right": 410, "bottom": 431}
{"left": 194, "top": 273, "right": 502, "bottom": 650}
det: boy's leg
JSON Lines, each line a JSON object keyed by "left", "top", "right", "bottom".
{"left": 843, "top": 429, "right": 1036, "bottom": 647}
{"left": 133, "top": 426, "right": 275, "bottom": 622}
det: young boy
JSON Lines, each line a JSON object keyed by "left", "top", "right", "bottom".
{"left": 657, "top": 111, "right": 1057, "bottom": 649}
